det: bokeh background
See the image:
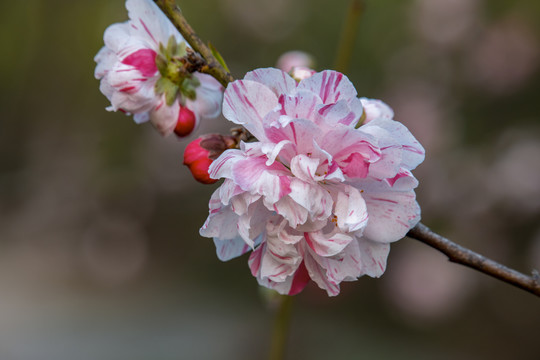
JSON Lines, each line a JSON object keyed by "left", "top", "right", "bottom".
{"left": 1, "top": 0, "right": 540, "bottom": 359}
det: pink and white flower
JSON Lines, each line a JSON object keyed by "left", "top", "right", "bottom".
{"left": 94, "top": 0, "right": 223, "bottom": 136}
{"left": 200, "top": 68, "right": 425, "bottom": 296}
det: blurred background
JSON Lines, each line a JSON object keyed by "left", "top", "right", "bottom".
{"left": 1, "top": 0, "right": 540, "bottom": 359}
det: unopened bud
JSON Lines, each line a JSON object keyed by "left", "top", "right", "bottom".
{"left": 289, "top": 66, "right": 316, "bottom": 82}
{"left": 276, "top": 51, "right": 315, "bottom": 72}
{"left": 183, "top": 134, "right": 237, "bottom": 184}
{"left": 174, "top": 106, "right": 196, "bottom": 137}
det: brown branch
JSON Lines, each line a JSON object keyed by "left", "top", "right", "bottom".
{"left": 407, "top": 222, "right": 540, "bottom": 297}
{"left": 154, "top": 0, "right": 234, "bottom": 87}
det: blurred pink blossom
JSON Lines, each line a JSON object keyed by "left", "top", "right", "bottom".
{"left": 384, "top": 244, "right": 475, "bottom": 321}
{"left": 276, "top": 51, "right": 315, "bottom": 73}
{"left": 466, "top": 17, "right": 539, "bottom": 95}
{"left": 412, "top": 0, "right": 481, "bottom": 47}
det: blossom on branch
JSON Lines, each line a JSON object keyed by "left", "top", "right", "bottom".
{"left": 94, "top": 0, "right": 223, "bottom": 137}
{"left": 200, "top": 68, "right": 425, "bottom": 296}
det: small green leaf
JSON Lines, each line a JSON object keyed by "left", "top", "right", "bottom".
{"left": 165, "top": 84, "right": 179, "bottom": 106}
{"left": 154, "top": 77, "right": 168, "bottom": 95}
{"left": 155, "top": 77, "right": 179, "bottom": 106}
{"left": 159, "top": 42, "right": 166, "bottom": 58}
{"left": 208, "top": 42, "right": 230, "bottom": 73}
{"left": 190, "top": 75, "right": 200, "bottom": 88}
{"left": 355, "top": 110, "right": 367, "bottom": 129}
{"left": 180, "top": 77, "right": 198, "bottom": 100}
{"left": 155, "top": 54, "right": 168, "bottom": 77}
{"left": 166, "top": 35, "right": 177, "bottom": 57}
{"left": 176, "top": 41, "right": 187, "bottom": 58}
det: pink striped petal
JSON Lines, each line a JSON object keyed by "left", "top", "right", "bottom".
{"left": 244, "top": 68, "right": 297, "bottom": 97}
{"left": 213, "top": 236, "right": 251, "bottom": 261}
{"left": 306, "top": 240, "right": 364, "bottom": 290}
{"left": 223, "top": 80, "right": 279, "bottom": 140}
{"left": 276, "top": 90, "right": 321, "bottom": 121}
{"left": 297, "top": 70, "right": 357, "bottom": 104}
{"left": 363, "top": 118, "right": 425, "bottom": 171}
{"left": 126, "top": 0, "right": 184, "bottom": 47}
{"left": 357, "top": 238, "right": 390, "bottom": 277}
{"left": 290, "top": 154, "right": 321, "bottom": 182}
{"left": 304, "top": 231, "right": 354, "bottom": 257}
{"left": 288, "top": 179, "right": 333, "bottom": 222}
{"left": 303, "top": 248, "right": 340, "bottom": 296}
{"left": 232, "top": 156, "right": 292, "bottom": 206}
{"left": 359, "top": 178, "right": 421, "bottom": 243}
{"left": 315, "top": 98, "right": 363, "bottom": 127}
{"left": 334, "top": 186, "right": 368, "bottom": 233}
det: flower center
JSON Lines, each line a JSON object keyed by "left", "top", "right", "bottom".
{"left": 154, "top": 35, "right": 201, "bottom": 106}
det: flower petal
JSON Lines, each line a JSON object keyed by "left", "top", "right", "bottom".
{"left": 297, "top": 70, "right": 357, "bottom": 104}
{"left": 214, "top": 236, "right": 251, "bottom": 261}
{"left": 126, "top": 0, "right": 184, "bottom": 47}
{"left": 232, "top": 156, "right": 292, "bottom": 206}
{"left": 363, "top": 118, "right": 425, "bottom": 171}
{"left": 244, "top": 68, "right": 297, "bottom": 98}
{"left": 357, "top": 177, "right": 421, "bottom": 243}
{"left": 357, "top": 237, "right": 390, "bottom": 277}
{"left": 223, "top": 80, "right": 279, "bottom": 140}
{"left": 360, "top": 98, "right": 394, "bottom": 124}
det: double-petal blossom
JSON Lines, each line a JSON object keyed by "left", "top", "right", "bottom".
{"left": 94, "top": 0, "right": 223, "bottom": 136}
{"left": 200, "top": 68, "right": 425, "bottom": 296}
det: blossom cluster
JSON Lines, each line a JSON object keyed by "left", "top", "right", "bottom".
{"left": 95, "top": 0, "right": 425, "bottom": 296}
{"left": 94, "top": 0, "right": 222, "bottom": 137}
{"left": 200, "top": 69, "right": 424, "bottom": 296}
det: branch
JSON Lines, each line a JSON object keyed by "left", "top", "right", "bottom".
{"left": 333, "top": 0, "right": 364, "bottom": 73}
{"left": 154, "top": 0, "right": 234, "bottom": 87}
{"left": 407, "top": 222, "right": 540, "bottom": 297}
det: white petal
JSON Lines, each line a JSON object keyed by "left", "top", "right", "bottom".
{"left": 126, "top": 0, "right": 184, "bottom": 48}
{"left": 363, "top": 118, "right": 425, "bottom": 171}
{"left": 244, "top": 68, "right": 297, "bottom": 97}
{"left": 297, "top": 70, "right": 357, "bottom": 104}
{"left": 186, "top": 72, "right": 224, "bottom": 120}
{"left": 357, "top": 237, "right": 390, "bottom": 277}
{"left": 149, "top": 97, "right": 180, "bottom": 136}
{"left": 223, "top": 79, "right": 279, "bottom": 140}
{"left": 214, "top": 236, "right": 251, "bottom": 261}
{"left": 358, "top": 177, "right": 421, "bottom": 243}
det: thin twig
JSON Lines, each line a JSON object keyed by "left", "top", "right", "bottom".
{"left": 407, "top": 222, "right": 540, "bottom": 297}
{"left": 333, "top": 0, "right": 365, "bottom": 73}
{"left": 154, "top": 0, "right": 234, "bottom": 87}
{"left": 269, "top": 295, "right": 294, "bottom": 360}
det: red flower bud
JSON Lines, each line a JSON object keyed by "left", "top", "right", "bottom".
{"left": 183, "top": 134, "right": 237, "bottom": 184}
{"left": 174, "top": 106, "right": 196, "bottom": 137}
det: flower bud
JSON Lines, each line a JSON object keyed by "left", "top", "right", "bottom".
{"left": 183, "top": 134, "right": 237, "bottom": 184}
{"left": 289, "top": 66, "right": 316, "bottom": 82}
{"left": 174, "top": 106, "right": 196, "bottom": 137}
{"left": 276, "top": 51, "right": 315, "bottom": 72}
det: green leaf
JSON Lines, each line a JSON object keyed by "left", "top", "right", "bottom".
{"left": 155, "top": 54, "right": 168, "bottom": 77}
{"left": 208, "top": 42, "right": 230, "bottom": 73}
{"left": 155, "top": 77, "right": 179, "bottom": 106}
{"left": 179, "top": 77, "right": 198, "bottom": 100}
{"left": 176, "top": 41, "right": 187, "bottom": 58}
{"left": 167, "top": 35, "right": 177, "bottom": 57}
{"left": 165, "top": 84, "right": 179, "bottom": 106}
